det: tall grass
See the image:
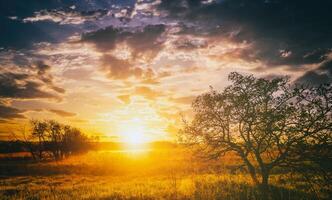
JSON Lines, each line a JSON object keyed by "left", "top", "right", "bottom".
{"left": 0, "top": 148, "right": 325, "bottom": 199}
{"left": 0, "top": 174, "right": 316, "bottom": 200}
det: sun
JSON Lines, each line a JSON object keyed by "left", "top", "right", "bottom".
{"left": 122, "top": 124, "right": 145, "bottom": 144}
{"left": 119, "top": 118, "right": 149, "bottom": 149}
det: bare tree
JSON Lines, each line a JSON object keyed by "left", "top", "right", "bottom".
{"left": 180, "top": 72, "right": 332, "bottom": 193}
{"left": 46, "top": 120, "right": 63, "bottom": 160}
{"left": 10, "top": 126, "right": 39, "bottom": 161}
{"left": 30, "top": 120, "right": 48, "bottom": 160}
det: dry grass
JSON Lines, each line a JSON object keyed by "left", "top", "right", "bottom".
{"left": 0, "top": 174, "right": 315, "bottom": 200}
{"left": 0, "top": 148, "right": 323, "bottom": 200}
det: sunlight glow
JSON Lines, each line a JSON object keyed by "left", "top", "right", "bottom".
{"left": 119, "top": 118, "right": 150, "bottom": 150}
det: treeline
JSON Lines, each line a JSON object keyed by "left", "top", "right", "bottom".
{"left": 19, "top": 120, "right": 94, "bottom": 161}
{"left": 0, "top": 140, "right": 26, "bottom": 153}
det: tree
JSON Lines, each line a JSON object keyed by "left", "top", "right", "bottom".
{"left": 30, "top": 120, "right": 48, "bottom": 160}
{"left": 46, "top": 120, "right": 63, "bottom": 160}
{"left": 28, "top": 120, "right": 92, "bottom": 160}
{"left": 62, "top": 125, "right": 90, "bottom": 157}
{"left": 180, "top": 72, "right": 332, "bottom": 193}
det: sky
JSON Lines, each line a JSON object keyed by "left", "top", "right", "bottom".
{"left": 1, "top": 0, "right": 332, "bottom": 142}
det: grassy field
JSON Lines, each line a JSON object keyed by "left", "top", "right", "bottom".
{"left": 0, "top": 148, "right": 326, "bottom": 200}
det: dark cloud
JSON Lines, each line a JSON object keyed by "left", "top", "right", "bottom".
{"left": 35, "top": 60, "right": 51, "bottom": 75}
{"left": 34, "top": 61, "right": 66, "bottom": 94}
{"left": 48, "top": 109, "right": 76, "bottom": 117}
{"left": 296, "top": 60, "right": 332, "bottom": 85}
{"left": 0, "top": 61, "right": 65, "bottom": 100}
{"left": 83, "top": 24, "right": 165, "bottom": 80}
{"left": 0, "top": 15, "right": 78, "bottom": 50}
{"left": 0, "top": 0, "right": 76, "bottom": 18}
{"left": 82, "top": 26, "right": 126, "bottom": 50}
{"left": 0, "top": 104, "right": 25, "bottom": 120}
{"left": 81, "top": 24, "right": 166, "bottom": 57}
{"left": 0, "top": 72, "right": 60, "bottom": 99}
{"left": 0, "top": 0, "right": 103, "bottom": 49}
{"left": 125, "top": 24, "right": 166, "bottom": 58}
{"left": 158, "top": 0, "right": 332, "bottom": 66}
{"left": 0, "top": 17, "right": 56, "bottom": 49}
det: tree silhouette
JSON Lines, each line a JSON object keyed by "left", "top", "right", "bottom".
{"left": 28, "top": 120, "right": 92, "bottom": 160}
{"left": 31, "top": 120, "right": 47, "bottom": 160}
{"left": 181, "top": 72, "right": 332, "bottom": 193}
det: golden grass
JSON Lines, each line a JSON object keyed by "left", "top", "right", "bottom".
{"left": 0, "top": 174, "right": 314, "bottom": 200}
{"left": 0, "top": 148, "right": 322, "bottom": 199}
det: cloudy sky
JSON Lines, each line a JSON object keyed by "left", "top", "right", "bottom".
{"left": 1, "top": 0, "right": 332, "bottom": 141}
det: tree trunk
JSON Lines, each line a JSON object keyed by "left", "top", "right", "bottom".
{"left": 242, "top": 157, "right": 260, "bottom": 185}
{"left": 249, "top": 168, "right": 260, "bottom": 185}
{"left": 260, "top": 172, "right": 270, "bottom": 200}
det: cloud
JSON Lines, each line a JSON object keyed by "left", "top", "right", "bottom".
{"left": 101, "top": 55, "right": 159, "bottom": 81}
{"left": 173, "top": 37, "right": 208, "bottom": 50}
{"left": 158, "top": 110, "right": 179, "bottom": 120}
{"left": 158, "top": 0, "right": 332, "bottom": 67}
{"left": 134, "top": 86, "right": 163, "bottom": 100}
{"left": 81, "top": 24, "right": 167, "bottom": 81}
{"left": 71, "top": 119, "right": 89, "bottom": 123}
{"left": 296, "top": 60, "right": 332, "bottom": 85}
{"left": 63, "top": 68, "right": 93, "bottom": 80}
{"left": 48, "top": 109, "right": 76, "bottom": 117}
{"left": 0, "top": 1, "right": 92, "bottom": 49}
{"left": 0, "top": 61, "right": 64, "bottom": 100}
{"left": 102, "top": 55, "right": 143, "bottom": 79}
{"left": 23, "top": 8, "right": 108, "bottom": 25}
{"left": 140, "top": 78, "right": 160, "bottom": 85}
{"left": 170, "top": 95, "right": 195, "bottom": 104}
{"left": 117, "top": 95, "right": 131, "bottom": 104}
{"left": 125, "top": 24, "right": 166, "bottom": 58}
{"left": 0, "top": 104, "right": 25, "bottom": 120}
{"left": 35, "top": 60, "right": 51, "bottom": 75}
{"left": 0, "top": 17, "right": 56, "bottom": 49}
{"left": 0, "top": 72, "right": 60, "bottom": 100}
{"left": 81, "top": 24, "right": 166, "bottom": 58}
{"left": 0, "top": 18, "right": 78, "bottom": 50}
{"left": 81, "top": 26, "right": 122, "bottom": 50}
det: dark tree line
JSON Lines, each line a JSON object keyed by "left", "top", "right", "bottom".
{"left": 181, "top": 72, "right": 332, "bottom": 196}
{"left": 0, "top": 140, "right": 26, "bottom": 153}
{"left": 22, "top": 120, "right": 93, "bottom": 161}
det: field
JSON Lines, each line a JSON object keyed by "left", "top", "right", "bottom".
{"left": 0, "top": 146, "right": 324, "bottom": 200}
{"left": 1, "top": 174, "right": 314, "bottom": 200}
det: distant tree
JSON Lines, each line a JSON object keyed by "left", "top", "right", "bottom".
{"left": 62, "top": 125, "right": 90, "bottom": 157}
{"left": 28, "top": 120, "right": 92, "bottom": 160}
{"left": 180, "top": 72, "right": 332, "bottom": 194}
{"left": 0, "top": 140, "right": 25, "bottom": 153}
{"left": 30, "top": 120, "right": 48, "bottom": 160}
{"left": 46, "top": 120, "right": 63, "bottom": 160}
